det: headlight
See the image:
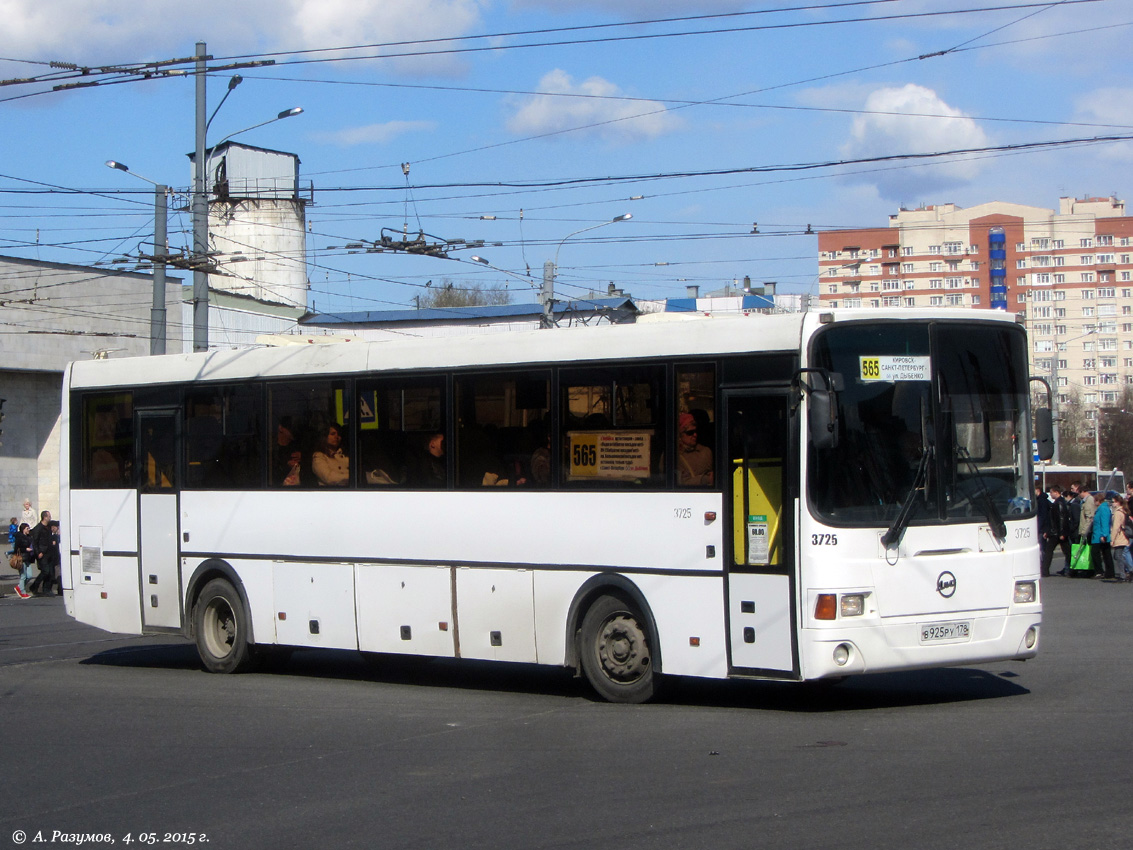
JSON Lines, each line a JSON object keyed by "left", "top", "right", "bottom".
{"left": 840, "top": 594, "right": 866, "bottom": 617}
{"left": 1014, "top": 581, "right": 1037, "bottom": 604}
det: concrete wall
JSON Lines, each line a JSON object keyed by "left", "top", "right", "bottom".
{"left": 0, "top": 371, "right": 62, "bottom": 523}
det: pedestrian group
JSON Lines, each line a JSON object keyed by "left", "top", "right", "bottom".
{"left": 1039, "top": 482, "right": 1133, "bottom": 581}
{"left": 5, "top": 499, "right": 61, "bottom": 599}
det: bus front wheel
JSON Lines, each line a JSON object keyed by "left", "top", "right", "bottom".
{"left": 194, "top": 578, "right": 257, "bottom": 674}
{"left": 579, "top": 594, "right": 656, "bottom": 703}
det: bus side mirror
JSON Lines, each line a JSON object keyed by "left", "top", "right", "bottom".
{"left": 799, "top": 370, "right": 842, "bottom": 451}
{"left": 1035, "top": 407, "right": 1054, "bottom": 461}
{"left": 809, "top": 390, "right": 838, "bottom": 450}
{"left": 1030, "top": 377, "right": 1055, "bottom": 462}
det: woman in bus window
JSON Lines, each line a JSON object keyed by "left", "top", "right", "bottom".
{"left": 312, "top": 423, "right": 350, "bottom": 486}
{"left": 676, "top": 412, "right": 713, "bottom": 487}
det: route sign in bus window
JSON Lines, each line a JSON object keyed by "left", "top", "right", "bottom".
{"left": 568, "top": 430, "right": 653, "bottom": 481}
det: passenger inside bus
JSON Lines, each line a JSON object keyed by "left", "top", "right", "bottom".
{"left": 409, "top": 433, "right": 446, "bottom": 488}
{"left": 312, "top": 423, "right": 349, "bottom": 486}
{"left": 528, "top": 423, "right": 551, "bottom": 487}
{"left": 676, "top": 411, "right": 713, "bottom": 487}
{"left": 274, "top": 417, "right": 303, "bottom": 486}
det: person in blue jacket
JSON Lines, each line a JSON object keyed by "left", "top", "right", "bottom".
{"left": 1090, "top": 492, "right": 1115, "bottom": 579}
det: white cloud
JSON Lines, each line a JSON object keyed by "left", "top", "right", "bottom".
{"left": 313, "top": 120, "right": 438, "bottom": 147}
{"left": 1074, "top": 88, "right": 1133, "bottom": 162}
{"left": 840, "top": 84, "right": 990, "bottom": 200}
{"left": 0, "top": 0, "right": 486, "bottom": 74}
{"left": 511, "top": 0, "right": 750, "bottom": 13}
{"left": 506, "top": 69, "right": 682, "bottom": 142}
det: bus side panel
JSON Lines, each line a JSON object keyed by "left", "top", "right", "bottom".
{"left": 533, "top": 572, "right": 729, "bottom": 680}
{"left": 635, "top": 574, "right": 729, "bottom": 679}
{"left": 67, "top": 489, "right": 143, "bottom": 635}
{"left": 456, "top": 567, "right": 536, "bottom": 662}
{"left": 356, "top": 564, "right": 455, "bottom": 657}
{"left": 178, "top": 491, "right": 722, "bottom": 576}
{"left": 273, "top": 561, "right": 358, "bottom": 650}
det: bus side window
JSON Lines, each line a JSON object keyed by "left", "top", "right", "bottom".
{"left": 561, "top": 365, "right": 664, "bottom": 488}
{"left": 454, "top": 373, "right": 550, "bottom": 489}
{"left": 83, "top": 393, "right": 133, "bottom": 488}
{"left": 358, "top": 380, "right": 445, "bottom": 489}
{"left": 269, "top": 380, "right": 349, "bottom": 488}
{"left": 675, "top": 365, "right": 716, "bottom": 488}
{"left": 185, "top": 385, "right": 262, "bottom": 489}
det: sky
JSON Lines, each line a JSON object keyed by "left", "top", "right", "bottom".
{"left": 2, "top": 0, "right": 1132, "bottom": 319}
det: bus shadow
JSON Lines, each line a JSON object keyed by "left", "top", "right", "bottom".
{"left": 661, "top": 666, "right": 1031, "bottom": 712}
{"left": 81, "top": 641, "right": 202, "bottom": 670}
{"left": 288, "top": 650, "right": 587, "bottom": 699}
{"left": 81, "top": 641, "right": 1032, "bottom": 710}
{"left": 80, "top": 642, "right": 587, "bottom": 698}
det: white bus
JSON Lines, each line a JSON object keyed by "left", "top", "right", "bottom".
{"left": 60, "top": 309, "right": 1049, "bottom": 702}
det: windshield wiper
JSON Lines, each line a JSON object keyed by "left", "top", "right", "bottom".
{"left": 881, "top": 445, "right": 933, "bottom": 549}
{"left": 956, "top": 448, "right": 1007, "bottom": 540}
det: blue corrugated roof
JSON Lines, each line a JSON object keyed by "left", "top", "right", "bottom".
{"left": 302, "top": 298, "right": 635, "bottom": 326}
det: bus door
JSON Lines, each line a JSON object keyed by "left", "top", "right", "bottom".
{"left": 136, "top": 407, "right": 183, "bottom": 630}
{"left": 724, "top": 391, "right": 799, "bottom": 677}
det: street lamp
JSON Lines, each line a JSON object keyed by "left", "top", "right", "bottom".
{"left": 105, "top": 160, "right": 169, "bottom": 356}
{"left": 542, "top": 213, "right": 631, "bottom": 328}
{"left": 211, "top": 107, "right": 304, "bottom": 150}
{"left": 205, "top": 75, "right": 243, "bottom": 138}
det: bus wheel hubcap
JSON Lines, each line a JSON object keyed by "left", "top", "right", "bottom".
{"left": 598, "top": 614, "right": 649, "bottom": 683}
{"left": 206, "top": 601, "right": 235, "bottom": 655}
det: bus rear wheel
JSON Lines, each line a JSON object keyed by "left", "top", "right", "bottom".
{"left": 579, "top": 594, "right": 656, "bottom": 703}
{"left": 194, "top": 578, "right": 257, "bottom": 674}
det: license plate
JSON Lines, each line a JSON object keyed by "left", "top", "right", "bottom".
{"left": 920, "top": 621, "right": 971, "bottom": 643}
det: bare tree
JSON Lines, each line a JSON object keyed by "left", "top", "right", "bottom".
{"left": 1056, "top": 387, "right": 1094, "bottom": 466}
{"left": 418, "top": 279, "right": 511, "bottom": 309}
{"left": 1099, "top": 385, "right": 1133, "bottom": 478}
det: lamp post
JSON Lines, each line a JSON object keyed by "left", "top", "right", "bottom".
{"left": 192, "top": 42, "right": 208, "bottom": 352}
{"left": 106, "top": 161, "right": 169, "bottom": 356}
{"left": 190, "top": 40, "right": 304, "bottom": 351}
{"left": 543, "top": 213, "right": 631, "bottom": 328}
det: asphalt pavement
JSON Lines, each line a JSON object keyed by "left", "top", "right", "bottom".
{"left": 3, "top": 545, "right": 1133, "bottom": 850}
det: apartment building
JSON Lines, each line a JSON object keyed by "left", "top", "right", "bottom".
{"left": 817, "top": 196, "right": 1133, "bottom": 413}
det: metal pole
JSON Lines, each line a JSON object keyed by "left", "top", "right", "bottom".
{"left": 1095, "top": 354, "right": 1101, "bottom": 488}
{"left": 1050, "top": 351, "right": 1060, "bottom": 465}
{"left": 1095, "top": 409, "right": 1101, "bottom": 489}
{"left": 151, "top": 185, "right": 168, "bottom": 355}
{"left": 541, "top": 260, "right": 555, "bottom": 328}
{"left": 192, "top": 41, "right": 209, "bottom": 352}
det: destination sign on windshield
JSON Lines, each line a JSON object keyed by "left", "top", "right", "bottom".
{"left": 859, "top": 355, "right": 931, "bottom": 382}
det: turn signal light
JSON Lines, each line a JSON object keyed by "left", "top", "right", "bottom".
{"left": 815, "top": 594, "right": 837, "bottom": 620}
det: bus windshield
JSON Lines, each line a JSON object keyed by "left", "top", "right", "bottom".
{"left": 808, "top": 320, "right": 1032, "bottom": 528}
